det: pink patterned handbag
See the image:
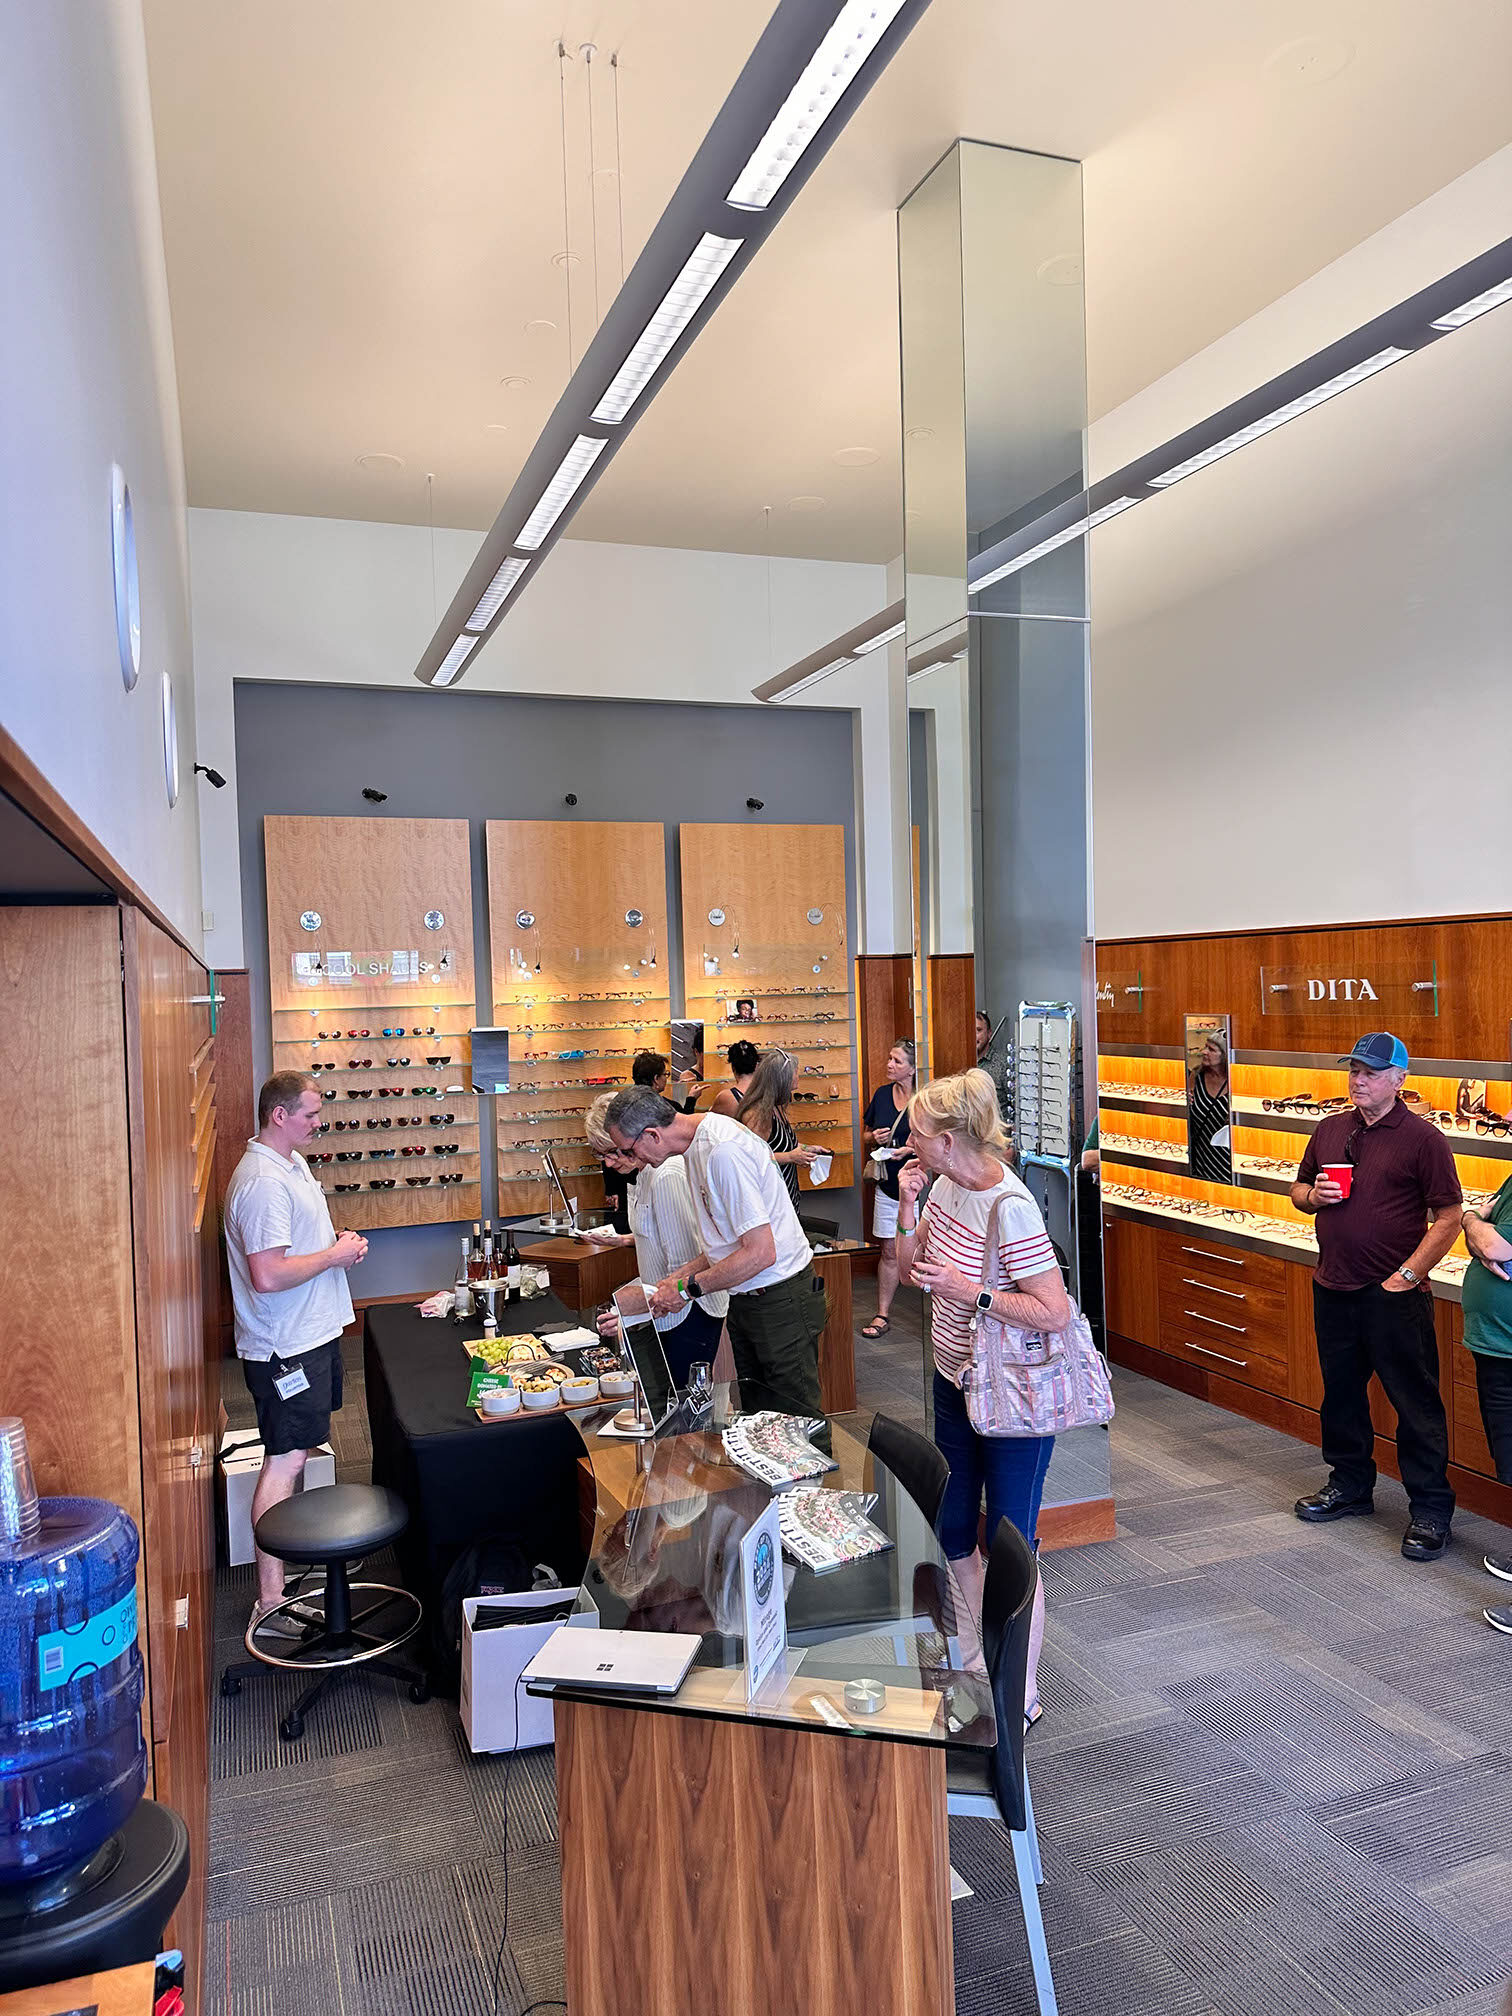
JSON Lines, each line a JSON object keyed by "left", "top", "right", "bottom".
{"left": 960, "top": 1195, "right": 1116, "bottom": 1438}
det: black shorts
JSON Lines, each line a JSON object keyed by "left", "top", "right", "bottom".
{"left": 242, "top": 1338, "right": 344, "bottom": 1457}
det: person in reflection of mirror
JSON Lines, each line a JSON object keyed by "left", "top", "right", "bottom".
{"left": 738, "top": 1049, "right": 818, "bottom": 1211}
{"left": 703, "top": 1038, "right": 761, "bottom": 1118}
{"left": 1291, "top": 1032, "right": 1463, "bottom": 1561}
{"left": 1187, "top": 1031, "right": 1233, "bottom": 1182}
{"left": 896, "top": 1068, "right": 1069, "bottom": 1722}
{"left": 975, "top": 1010, "right": 993, "bottom": 1062}
{"left": 631, "top": 1047, "right": 698, "bottom": 1115}
{"left": 861, "top": 1038, "right": 917, "bottom": 1337}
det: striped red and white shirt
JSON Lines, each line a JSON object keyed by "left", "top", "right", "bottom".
{"left": 919, "top": 1166, "right": 1057, "bottom": 1386}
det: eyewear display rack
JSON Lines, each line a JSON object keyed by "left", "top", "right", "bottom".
{"left": 1015, "top": 1002, "right": 1079, "bottom": 1294}
{"left": 487, "top": 820, "right": 670, "bottom": 1220}
{"left": 264, "top": 817, "right": 482, "bottom": 1230}
{"left": 679, "top": 823, "right": 857, "bottom": 1190}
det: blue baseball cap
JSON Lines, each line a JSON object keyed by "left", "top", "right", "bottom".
{"left": 1339, "top": 1031, "right": 1409, "bottom": 1071}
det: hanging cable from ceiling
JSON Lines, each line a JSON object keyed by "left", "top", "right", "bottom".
{"left": 763, "top": 503, "right": 774, "bottom": 681}
{"left": 426, "top": 472, "right": 438, "bottom": 625}
{"left": 582, "top": 43, "right": 602, "bottom": 334}
{"left": 556, "top": 41, "right": 576, "bottom": 375}
{"left": 610, "top": 51, "right": 627, "bottom": 294}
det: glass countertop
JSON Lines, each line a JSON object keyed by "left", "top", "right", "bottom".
{"left": 526, "top": 1391, "right": 995, "bottom": 1750}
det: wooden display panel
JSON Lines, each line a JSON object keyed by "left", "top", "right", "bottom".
{"left": 679, "top": 824, "right": 856, "bottom": 1189}
{"left": 487, "top": 820, "right": 670, "bottom": 1216}
{"left": 265, "top": 817, "right": 481, "bottom": 1229}
{"left": 926, "top": 953, "right": 977, "bottom": 1080}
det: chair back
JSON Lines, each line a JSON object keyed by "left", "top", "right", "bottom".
{"left": 868, "top": 1411, "right": 950, "bottom": 1535}
{"left": 981, "top": 1516, "right": 1037, "bottom": 1830}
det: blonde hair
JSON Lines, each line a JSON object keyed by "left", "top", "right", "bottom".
{"left": 908, "top": 1066, "right": 1010, "bottom": 1154}
{"left": 585, "top": 1091, "right": 616, "bottom": 1156}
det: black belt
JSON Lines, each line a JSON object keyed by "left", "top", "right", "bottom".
{"left": 735, "top": 1264, "right": 819, "bottom": 1301}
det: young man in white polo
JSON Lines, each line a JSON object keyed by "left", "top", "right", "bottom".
{"left": 224, "top": 1072, "right": 367, "bottom": 1635}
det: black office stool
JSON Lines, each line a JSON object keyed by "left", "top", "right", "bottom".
{"left": 220, "top": 1483, "right": 429, "bottom": 1740}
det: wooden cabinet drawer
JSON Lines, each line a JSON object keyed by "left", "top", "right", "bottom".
{"left": 1157, "top": 1256, "right": 1289, "bottom": 1353}
{"left": 1157, "top": 1312, "right": 1290, "bottom": 1396}
{"left": 1157, "top": 1227, "right": 1289, "bottom": 1293}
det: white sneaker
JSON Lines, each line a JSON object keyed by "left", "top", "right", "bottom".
{"left": 1484, "top": 1552, "right": 1512, "bottom": 1584}
{"left": 250, "top": 1599, "right": 309, "bottom": 1641}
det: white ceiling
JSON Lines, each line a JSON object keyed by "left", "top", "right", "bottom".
{"left": 142, "top": 0, "right": 1512, "bottom": 563}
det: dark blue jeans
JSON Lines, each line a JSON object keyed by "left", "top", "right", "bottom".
{"left": 933, "top": 1371, "right": 1055, "bottom": 1560}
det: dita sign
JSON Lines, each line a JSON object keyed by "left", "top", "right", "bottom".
{"left": 1259, "top": 963, "right": 1439, "bottom": 1018}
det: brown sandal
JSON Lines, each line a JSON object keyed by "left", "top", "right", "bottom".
{"left": 861, "top": 1316, "right": 892, "bottom": 1338}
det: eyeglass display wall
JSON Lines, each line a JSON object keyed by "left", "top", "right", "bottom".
{"left": 1095, "top": 911, "right": 1512, "bottom": 1518}
{"left": 486, "top": 819, "right": 670, "bottom": 1218}
{"left": 264, "top": 816, "right": 482, "bottom": 1230}
{"left": 679, "top": 822, "right": 857, "bottom": 1191}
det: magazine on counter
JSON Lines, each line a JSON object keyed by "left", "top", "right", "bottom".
{"left": 722, "top": 1411, "right": 838, "bottom": 1488}
{"left": 778, "top": 1487, "right": 893, "bottom": 1574}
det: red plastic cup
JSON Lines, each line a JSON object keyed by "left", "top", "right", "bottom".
{"left": 1322, "top": 1162, "right": 1353, "bottom": 1199}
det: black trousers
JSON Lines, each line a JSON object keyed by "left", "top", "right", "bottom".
{"left": 1472, "top": 1350, "right": 1512, "bottom": 1486}
{"left": 1312, "top": 1282, "right": 1453, "bottom": 1524}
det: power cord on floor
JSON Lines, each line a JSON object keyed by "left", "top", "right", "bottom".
{"left": 490, "top": 1666, "right": 566, "bottom": 2016}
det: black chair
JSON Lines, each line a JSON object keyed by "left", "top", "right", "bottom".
{"left": 945, "top": 1517, "right": 1058, "bottom": 2016}
{"left": 868, "top": 1411, "right": 949, "bottom": 1535}
{"left": 220, "top": 1484, "right": 429, "bottom": 1741}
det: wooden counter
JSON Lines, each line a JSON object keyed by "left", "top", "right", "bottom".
{"left": 522, "top": 1235, "right": 639, "bottom": 1314}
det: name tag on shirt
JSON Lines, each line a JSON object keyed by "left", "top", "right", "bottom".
{"left": 273, "top": 1363, "right": 311, "bottom": 1400}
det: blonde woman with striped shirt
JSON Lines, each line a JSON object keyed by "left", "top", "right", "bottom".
{"left": 897, "top": 1068, "right": 1069, "bottom": 1717}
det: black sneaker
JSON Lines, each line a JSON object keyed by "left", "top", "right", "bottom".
{"left": 1294, "top": 1483, "right": 1375, "bottom": 1523}
{"left": 1485, "top": 1604, "right": 1512, "bottom": 1635}
{"left": 1401, "top": 1519, "right": 1451, "bottom": 1562}
{"left": 1484, "top": 1552, "right": 1512, "bottom": 1584}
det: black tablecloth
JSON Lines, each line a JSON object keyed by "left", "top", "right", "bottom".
{"left": 363, "top": 1296, "right": 589, "bottom": 1635}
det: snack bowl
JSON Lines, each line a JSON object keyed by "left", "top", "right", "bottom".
{"left": 599, "top": 1372, "right": 635, "bottom": 1399}
{"left": 521, "top": 1385, "right": 560, "bottom": 1411}
{"left": 481, "top": 1385, "right": 520, "bottom": 1417}
{"left": 560, "top": 1376, "right": 599, "bottom": 1406}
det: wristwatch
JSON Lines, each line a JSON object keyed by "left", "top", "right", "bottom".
{"left": 1396, "top": 1266, "right": 1420, "bottom": 1285}
{"left": 682, "top": 1273, "right": 701, "bottom": 1301}
{"left": 975, "top": 1289, "right": 995, "bottom": 1314}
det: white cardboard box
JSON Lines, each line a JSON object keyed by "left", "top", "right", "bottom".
{"left": 460, "top": 1591, "right": 598, "bottom": 1754}
{"left": 220, "top": 1432, "right": 336, "bottom": 1567}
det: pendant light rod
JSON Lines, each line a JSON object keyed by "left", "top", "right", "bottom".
{"left": 415, "top": 0, "right": 935, "bottom": 686}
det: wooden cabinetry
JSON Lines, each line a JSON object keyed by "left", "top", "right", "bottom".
{"left": 1103, "top": 1207, "right": 1512, "bottom": 1525}
{"left": 0, "top": 907, "right": 215, "bottom": 2010}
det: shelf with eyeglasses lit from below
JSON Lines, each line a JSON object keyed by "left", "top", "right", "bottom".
{"left": 1098, "top": 1048, "right": 1507, "bottom": 1281}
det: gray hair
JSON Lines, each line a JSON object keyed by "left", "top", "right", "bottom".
{"left": 605, "top": 1085, "right": 679, "bottom": 1142}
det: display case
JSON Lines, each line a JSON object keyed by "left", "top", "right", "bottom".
{"left": 264, "top": 817, "right": 482, "bottom": 1229}
{"left": 678, "top": 823, "right": 857, "bottom": 1190}
{"left": 487, "top": 820, "right": 670, "bottom": 1218}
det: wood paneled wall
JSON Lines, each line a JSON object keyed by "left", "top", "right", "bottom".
{"left": 1096, "top": 914, "right": 1512, "bottom": 1059}
{"left": 211, "top": 970, "right": 254, "bottom": 1354}
{"left": 856, "top": 954, "right": 915, "bottom": 1100}
{"left": 926, "top": 954, "right": 978, "bottom": 1080}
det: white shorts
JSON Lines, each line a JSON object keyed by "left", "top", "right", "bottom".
{"left": 872, "top": 1189, "right": 900, "bottom": 1239}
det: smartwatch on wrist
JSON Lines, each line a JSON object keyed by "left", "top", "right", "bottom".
{"left": 975, "top": 1289, "right": 995, "bottom": 1314}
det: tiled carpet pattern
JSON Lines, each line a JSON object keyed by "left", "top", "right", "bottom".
{"left": 208, "top": 1298, "right": 1512, "bottom": 2015}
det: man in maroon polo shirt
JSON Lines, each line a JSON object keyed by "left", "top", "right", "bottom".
{"left": 1290, "top": 1032, "right": 1463, "bottom": 1559}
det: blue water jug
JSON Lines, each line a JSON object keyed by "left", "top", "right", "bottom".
{"left": 0, "top": 1480, "right": 148, "bottom": 1885}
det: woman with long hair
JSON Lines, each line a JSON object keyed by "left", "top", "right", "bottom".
{"left": 738, "top": 1048, "right": 817, "bottom": 1209}
{"left": 860, "top": 1038, "right": 917, "bottom": 1338}
{"left": 1187, "top": 1029, "right": 1232, "bottom": 1182}
{"left": 706, "top": 1038, "right": 761, "bottom": 1118}
{"left": 897, "top": 1067, "right": 1069, "bottom": 1721}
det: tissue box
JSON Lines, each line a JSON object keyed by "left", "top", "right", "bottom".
{"left": 220, "top": 1432, "right": 336, "bottom": 1566}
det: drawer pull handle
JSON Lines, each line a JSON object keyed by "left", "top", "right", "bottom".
{"left": 1183, "top": 1308, "right": 1248, "bottom": 1335}
{"left": 1181, "top": 1276, "right": 1245, "bottom": 1301}
{"left": 1179, "top": 1244, "right": 1244, "bottom": 1268}
{"left": 1185, "top": 1340, "right": 1249, "bottom": 1369}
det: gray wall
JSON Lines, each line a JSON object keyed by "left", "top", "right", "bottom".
{"left": 233, "top": 680, "right": 861, "bottom": 1296}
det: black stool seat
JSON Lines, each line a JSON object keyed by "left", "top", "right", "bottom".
{"left": 254, "top": 1482, "right": 409, "bottom": 1562}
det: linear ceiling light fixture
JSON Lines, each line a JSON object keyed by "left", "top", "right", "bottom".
{"left": 850, "top": 616, "right": 905, "bottom": 653}
{"left": 432, "top": 635, "right": 483, "bottom": 686}
{"left": 751, "top": 598, "right": 904, "bottom": 701}
{"left": 964, "top": 234, "right": 1511, "bottom": 604}
{"left": 414, "top": 0, "right": 934, "bottom": 686}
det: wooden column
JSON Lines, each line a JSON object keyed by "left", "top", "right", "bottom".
{"left": 856, "top": 953, "right": 915, "bottom": 1097}
{"left": 812, "top": 1248, "right": 857, "bottom": 1413}
{"left": 926, "top": 953, "right": 978, "bottom": 1079}
{"left": 555, "top": 1697, "right": 954, "bottom": 2016}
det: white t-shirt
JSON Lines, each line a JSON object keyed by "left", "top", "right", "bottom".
{"left": 630, "top": 1159, "right": 730, "bottom": 1333}
{"left": 224, "top": 1140, "right": 353, "bottom": 1362}
{"left": 918, "top": 1165, "right": 1057, "bottom": 1385}
{"left": 681, "top": 1113, "right": 812, "bottom": 1294}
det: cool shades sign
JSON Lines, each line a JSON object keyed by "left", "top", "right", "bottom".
{"left": 1259, "top": 962, "right": 1440, "bottom": 1017}
{"left": 291, "top": 949, "right": 455, "bottom": 988}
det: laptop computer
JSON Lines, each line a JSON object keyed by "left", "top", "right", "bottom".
{"left": 524, "top": 1623, "right": 702, "bottom": 1696}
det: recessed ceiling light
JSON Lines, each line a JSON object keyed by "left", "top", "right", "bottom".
{"left": 525, "top": 318, "right": 558, "bottom": 336}
{"left": 499, "top": 376, "right": 532, "bottom": 391}
{"left": 1263, "top": 35, "right": 1355, "bottom": 84}
{"left": 834, "top": 446, "right": 878, "bottom": 467}
{"left": 1036, "top": 254, "right": 1082, "bottom": 288}
{"left": 788, "top": 495, "right": 826, "bottom": 513}
{"left": 905, "top": 426, "right": 934, "bottom": 441}
{"left": 551, "top": 251, "right": 581, "bottom": 269}
{"left": 356, "top": 452, "right": 405, "bottom": 473}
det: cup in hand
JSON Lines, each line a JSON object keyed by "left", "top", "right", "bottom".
{"left": 1321, "top": 1162, "right": 1354, "bottom": 1199}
